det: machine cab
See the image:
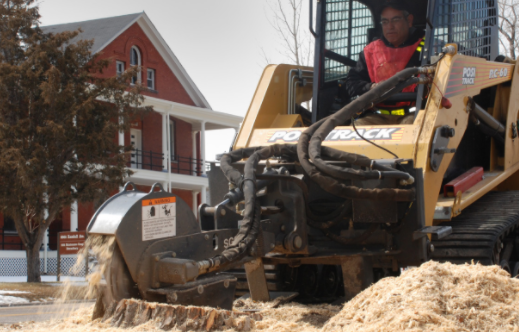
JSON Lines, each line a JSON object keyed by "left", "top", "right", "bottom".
{"left": 311, "top": 0, "right": 499, "bottom": 122}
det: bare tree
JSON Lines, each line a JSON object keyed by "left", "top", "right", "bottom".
{"left": 498, "top": 0, "right": 519, "bottom": 59}
{"left": 266, "top": 0, "right": 314, "bottom": 66}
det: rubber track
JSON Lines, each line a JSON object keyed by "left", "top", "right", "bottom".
{"left": 431, "top": 191, "right": 519, "bottom": 265}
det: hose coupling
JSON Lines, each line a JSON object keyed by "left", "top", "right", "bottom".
{"left": 417, "top": 76, "right": 433, "bottom": 85}
{"left": 399, "top": 175, "right": 415, "bottom": 186}
{"left": 417, "top": 67, "right": 436, "bottom": 75}
{"left": 441, "top": 45, "right": 457, "bottom": 55}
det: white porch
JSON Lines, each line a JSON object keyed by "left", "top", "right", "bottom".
{"left": 68, "top": 97, "right": 242, "bottom": 231}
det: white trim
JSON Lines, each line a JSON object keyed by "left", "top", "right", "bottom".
{"left": 192, "top": 131, "right": 197, "bottom": 176}
{"left": 147, "top": 68, "right": 155, "bottom": 90}
{"left": 127, "top": 168, "right": 208, "bottom": 191}
{"left": 94, "top": 13, "right": 142, "bottom": 55}
{"left": 136, "top": 14, "right": 212, "bottom": 109}
{"left": 142, "top": 95, "right": 242, "bottom": 130}
{"left": 192, "top": 191, "right": 198, "bottom": 218}
{"left": 201, "top": 121, "right": 206, "bottom": 175}
{"left": 130, "top": 46, "right": 142, "bottom": 84}
{"left": 162, "top": 113, "right": 168, "bottom": 171}
{"left": 116, "top": 61, "right": 125, "bottom": 76}
{"left": 71, "top": 201, "right": 78, "bottom": 231}
{"left": 0, "top": 251, "right": 58, "bottom": 259}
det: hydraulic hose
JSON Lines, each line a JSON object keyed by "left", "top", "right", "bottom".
{"left": 197, "top": 144, "right": 298, "bottom": 275}
{"left": 308, "top": 74, "right": 424, "bottom": 183}
{"left": 197, "top": 66, "right": 434, "bottom": 272}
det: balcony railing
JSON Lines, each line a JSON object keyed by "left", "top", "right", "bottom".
{"left": 1, "top": 228, "right": 61, "bottom": 250}
{"left": 129, "top": 149, "right": 205, "bottom": 176}
{"left": 0, "top": 229, "right": 23, "bottom": 250}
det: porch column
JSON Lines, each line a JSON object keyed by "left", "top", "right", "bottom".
{"left": 70, "top": 201, "right": 78, "bottom": 231}
{"left": 201, "top": 186, "right": 207, "bottom": 205}
{"left": 43, "top": 209, "right": 49, "bottom": 274}
{"left": 192, "top": 190, "right": 198, "bottom": 217}
{"left": 201, "top": 121, "right": 206, "bottom": 176}
{"left": 192, "top": 131, "right": 198, "bottom": 176}
{"left": 118, "top": 120, "right": 125, "bottom": 147}
{"left": 162, "top": 113, "right": 168, "bottom": 171}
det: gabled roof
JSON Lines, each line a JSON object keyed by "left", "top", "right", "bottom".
{"left": 41, "top": 13, "right": 212, "bottom": 109}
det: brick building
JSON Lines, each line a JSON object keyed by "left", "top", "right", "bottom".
{"left": 0, "top": 13, "right": 242, "bottom": 254}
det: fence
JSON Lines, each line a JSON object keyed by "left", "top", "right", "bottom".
{"left": 0, "top": 251, "right": 87, "bottom": 277}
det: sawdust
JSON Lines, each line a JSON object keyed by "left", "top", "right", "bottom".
{"left": 0, "top": 301, "right": 338, "bottom": 332}
{"left": 323, "top": 261, "right": 519, "bottom": 332}
{"left": 7, "top": 259, "right": 519, "bottom": 331}
{"left": 57, "top": 235, "right": 115, "bottom": 302}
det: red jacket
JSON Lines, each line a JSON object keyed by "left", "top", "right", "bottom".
{"left": 364, "top": 37, "right": 424, "bottom": 93}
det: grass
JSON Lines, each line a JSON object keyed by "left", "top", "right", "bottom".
{"left": 0, "top": 282, "right": 89, "bottom": 302}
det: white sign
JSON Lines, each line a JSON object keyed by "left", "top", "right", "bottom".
{"left": 141, "top": 197, "right": 176, "bottom": 241}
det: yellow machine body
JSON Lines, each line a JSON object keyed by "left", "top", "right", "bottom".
{"left": 234, "top": 46, "right": 519, "bottom": 228}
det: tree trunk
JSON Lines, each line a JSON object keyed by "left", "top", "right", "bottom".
{"left": 26, "top": 244, "right": 41, "bottom": 282}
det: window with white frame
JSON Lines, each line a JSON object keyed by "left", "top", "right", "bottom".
{"left": 169, "top": 119, "right": 176, "bottom": 161}
{"left": 147, "top": 68, "right": 155, "bottom": 90}
{"left": 130, "top": 46, "right": 141, "bottom": 84}
{"left": 116, "top": 61, "right": 125, "bottom": 76}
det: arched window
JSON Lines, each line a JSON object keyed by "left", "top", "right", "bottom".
{"left": 130, "top": 46, "right": 141, "bottom": 84}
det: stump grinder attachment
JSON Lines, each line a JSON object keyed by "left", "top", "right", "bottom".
{"left": 87, "top": 182, "right": 240, "bottom": 310}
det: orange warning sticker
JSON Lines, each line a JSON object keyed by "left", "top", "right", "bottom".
{"left": 142, "top": 197, "right": 176, "bottom": 206}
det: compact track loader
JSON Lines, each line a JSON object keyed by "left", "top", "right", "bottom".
{"left": 88, "top": 0, "right": 519, "bottom": 309}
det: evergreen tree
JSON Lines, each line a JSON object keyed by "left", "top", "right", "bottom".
{"left": 0, "top": 0, "right": 150, "bottom": 281}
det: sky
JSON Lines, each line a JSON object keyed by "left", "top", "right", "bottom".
{"left": 37, "top": 0, "right": 311, "bottom": 161}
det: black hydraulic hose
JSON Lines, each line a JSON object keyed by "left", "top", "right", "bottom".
{"left": 296, "top": 69, "right": 424, "bottom": 201}
{"left": 308, "top": 75, "right": 422, "bottom": 183}
{"left": 198, "top": 144, "right": 299, "bottom": 275}
{"left": 219, "top": 146, "right": 263, "bottom": 189}
{"left": 257, "top": 172, "right": 350, "bottom": 223}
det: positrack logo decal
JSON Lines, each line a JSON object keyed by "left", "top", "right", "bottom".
{"left": 462, "top": 67, "right": 476, "bottom": 85}
{"left": 267, "top": 127, "right": 404, "bottom": 143}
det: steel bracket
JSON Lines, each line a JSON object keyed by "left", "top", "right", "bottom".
{"left": 413, "top": 226, "right": 452, "bottom": 241}
{"left": 430, "top": 125, "right": 456, "bottom": 172}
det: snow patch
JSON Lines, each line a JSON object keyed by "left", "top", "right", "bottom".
{"left": 0, "top": 295, "right": 29, "bottom": 304}
{"left": 0, "top": 290, "right": 29, "bottom": 294}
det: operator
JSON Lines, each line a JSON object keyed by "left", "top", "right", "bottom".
{"left": 343, "top": 1, "right": 425, "bottom": 125}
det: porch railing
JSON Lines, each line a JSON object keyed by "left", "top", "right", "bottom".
{"left": 0, "top": 229, "right": 23, "bottom": 250}
{"left": 0, "top": 228, "right": 60, "bottom": 251}
{"left": 129, "top": 149, "right": 205, "bottom": 176}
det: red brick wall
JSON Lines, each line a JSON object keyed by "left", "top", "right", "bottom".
{"left": 141, "top": 111, "right": 163, "bottom": 171}
{"left": 78, "top": 202, "right": 95, "bottom": 231}
{"left": 0, "top": 22, "right": 202, "bottom": 250}
{"left": 62, "top": 206, "right": 71, "bottom": 231}
{"left": 170, "top": 116, "right": 194, "bottom": 175}
{"left": 0, "top": 213, "right": 24, "bottom": 250}
{"left": 96, "top": 23, "right": 196, "bottom": 106}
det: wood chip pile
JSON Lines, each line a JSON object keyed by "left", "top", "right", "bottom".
{"left": 4, "top": 261, "right": 519, "bottom": 331}
{"left": 323, "top": 261, "right": 519, "bottom": 332}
